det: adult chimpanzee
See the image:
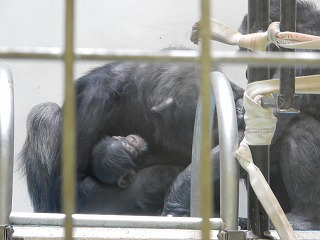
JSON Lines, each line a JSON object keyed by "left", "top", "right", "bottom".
{"left": 92, "top": 134, "right": 147, "bottom": 188}
{"left": 19, "top": 51, "right": 245, "bottom": 214}
{"left": 20, "top": 102, "right": 183, "bottom": 214}
{"left": 164, "top": 0, "right": 320, "bottom": 230}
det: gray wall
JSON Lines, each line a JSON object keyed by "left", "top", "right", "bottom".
{"left": 2, "top": 0, "right": 318, "bottom": 214}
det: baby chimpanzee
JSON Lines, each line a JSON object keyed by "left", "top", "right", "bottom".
{"left": 92, "top": 134, "right": 147, "bottom": 188}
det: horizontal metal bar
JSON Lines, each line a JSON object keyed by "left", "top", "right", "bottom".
{"left": 9, "top": 212, "right": 224, "bottom": 230}
{"left": 0, "top": 47, "right": 63, "bottom": 59}
{"left": 0, "top": 47, "right": 198, "bottom": 62}
{"left": 12, "top": 226, "right": 220, "bottom": 240}
{"left": 215, "top": 51, "right": 320, "bottom": 66}
{"left": 2, "top": 47, "right": 320, "bottom": 66}
{"left": 10, "top": 226, "right": 320, "bottom": 240}
{"left": 76, "top": 48, "right": 198, "bottom": 62}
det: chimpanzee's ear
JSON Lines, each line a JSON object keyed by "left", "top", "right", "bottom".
{"left": 151, "top": 97, "right": 174, "bottom": 114}
{"left": 117, "top": 169, "right": 136, "bottom": 188}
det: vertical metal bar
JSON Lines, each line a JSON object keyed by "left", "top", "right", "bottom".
{"left": 198, "top": 0, "right": 212, "bottom": 239}
{"left": 247, "top": 146, "right": 270, "bottom": 237}
{"left": 190, "top": 101, "right": 202, "bottom": 218}
{"left": 247, "top": 0, "right": 270, "bottom": 83}
{"left": 63, "top": 0, "right": 76, "bottom": 239}
{"left": 190, "top": 97, "right": 215, "bottom": 218}
{"left": 0, "top": 64, "right": 14, "bottom": 225}
{"left": 211, "top": 72, "right": 239, "bottom": 230}
{"left": 247, "top": 0, "right": 271, "bottom": 238}
{"left": 278, "top": 0, "right": 297, "bottom": 110}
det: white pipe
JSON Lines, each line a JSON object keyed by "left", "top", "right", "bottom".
{"left": 0, "top": 64, "right": 14, "bottom": 225}
{"left": 211, "top": 72, "right": 239, "bottom": 230}
{"left": 10, "top": 212, "right": 224, "bottom": 230}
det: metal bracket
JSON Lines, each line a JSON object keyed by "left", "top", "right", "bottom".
{"left": 261, "top": 95, "right": 300, "bottom": 113}
{"left": 0, "top": 225, "right": 14, "bottom": 240}
{"left": 277, "top": 94, "right": 300, "bottom": 113}
{"left": 218, "top": 230, "right": 275, "bottom": 240}
{"left": 245, "top": 230, "right": 275, "bottom": 240}
{"left": 218, "top": 230, "right": 246, "bottom": 240}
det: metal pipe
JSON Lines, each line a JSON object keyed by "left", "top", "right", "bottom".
{"left": 247, "top": 0, "right": 270, "bottom": 83}
{"left": 278, "top": 0, "right": 297, "bottom": 110}
{"left": 9, "top": 213, "right": 223, "bottom": 230}
{"left": 198, "top": 0, "right": 212, "bottom": 238}
{"left": 2, "top": 48, "right": 320, "bottom": 66}
{"left": 190, "top": 100, "right": 202, "bottom": 218}
{"left": 0, "top": 64, "right": 14, "bottom": 225}
{"left": 190, "top": 95, "right": 215, "bottom": 217}
{"left": 211, "top": 71, "right": 239, "bottom": 230}
{"left": 247, "top": 146, "right": 270, "bottom": 237}
{"left": 62, "top": 0, "right": 76, "bottom": 239}
{"left": 247, "top": 1, "right": 271, "bottom": 238}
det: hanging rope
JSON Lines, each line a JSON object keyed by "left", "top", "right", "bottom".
{"left": 191, "top": 18, "right": 320, "bottom": 240}
{"left": 191, "top": 18, "right": 320, "bottom": 51}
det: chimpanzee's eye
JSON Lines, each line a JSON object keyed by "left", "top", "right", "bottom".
{"left": 122, "top": 142, "right": 138, "bottom": 159}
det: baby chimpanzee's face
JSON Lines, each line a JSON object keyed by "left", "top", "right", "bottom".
{"left": 112, "top": 135, "right": 147, "bottom": 160}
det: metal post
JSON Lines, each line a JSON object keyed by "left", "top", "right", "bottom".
{"left": 211, "top": 72, "right": 239, "bottom": 230}
{"left": 247, "top": 0, "right": 270, "bottom": 83}
{"left": 247, "top": 146, "right": 270, "bottom": 238}
{"left": 63, "top": 0, "right": 76, "bottom": 239}
{"left": 198, "top": 0, "right": 212, "bottom": 239}
{"left": 278, "top": 0, "right": 298, "bottom": 111}
{"left": 190, "top": 97, "right": 215, "bottom": 218}
{"left": 0, "top": 64, "right": 14, "bottom": 226}
{"left": 247, "top": 0, "right": 271, "bottom": 238}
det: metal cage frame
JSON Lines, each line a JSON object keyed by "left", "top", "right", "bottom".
{"left": 1, "top": 0, "right": 320, "bottom": 239}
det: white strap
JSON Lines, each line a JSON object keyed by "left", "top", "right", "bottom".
{"left": 235, "top": 75, "right": 320, "bottom": 240}
{"left": 192, "top": 19, "right": 320, "bottom": 51}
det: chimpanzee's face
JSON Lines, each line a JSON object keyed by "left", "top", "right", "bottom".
{"left": 112, "top": 135, "right": 147, "bottom": 160}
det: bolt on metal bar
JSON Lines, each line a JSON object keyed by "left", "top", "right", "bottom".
{"left": 0, "top": 225, "right": 13, "bottom": 240}
{"left": 63, "top": 0, "right": 76, "bottom": 239}
{"left": 0, "top": 64, "right": 14, "bottom": 226}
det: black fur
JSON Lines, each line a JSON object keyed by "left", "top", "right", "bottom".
{"left": 20, "top": 58, "right": 243, "bottom": 214}
{"left": 20, "top": 100, "right": 184, "bottom": 214}
{"left": 92, "top": 136, "right": 137, "bottom": 185}
{"left": 78, "top": 164, "right": 183, "bottom": 215}
{"left": 91, "top": 135, "right": 147, "bottom": 187}
{"left": 19, "top": 102, "right": 61, "bottom": 212}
